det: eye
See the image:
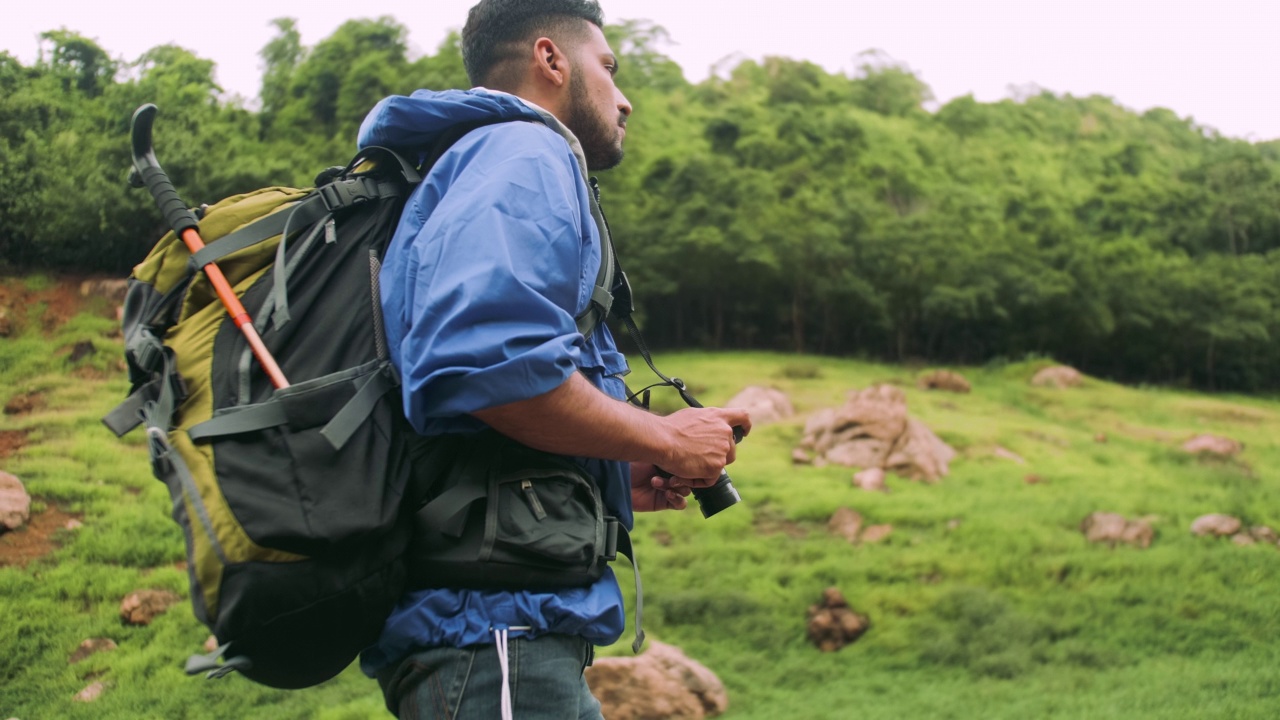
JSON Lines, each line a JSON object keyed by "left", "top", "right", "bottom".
{"left": 606, "top": 64, "right": 617, "bottom": 76}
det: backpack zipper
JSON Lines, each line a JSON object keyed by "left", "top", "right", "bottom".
{"left": 520, "top": 480, "right": 548, "bottom": 520}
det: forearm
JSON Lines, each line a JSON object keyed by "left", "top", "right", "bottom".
{"left": 471, "top": 372, "right": 675, "bottom": 467}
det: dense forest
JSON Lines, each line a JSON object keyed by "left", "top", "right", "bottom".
{"left": 1, "top": 19, "right": 1278, "bottom": 391}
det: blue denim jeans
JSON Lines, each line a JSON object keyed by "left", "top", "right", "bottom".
{"left": 376, "top": 634, "right": 603, "bottom": 720}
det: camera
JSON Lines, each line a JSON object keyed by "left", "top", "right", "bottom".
{"left": 689, "top": 425, "right": 745, "bottom": 518}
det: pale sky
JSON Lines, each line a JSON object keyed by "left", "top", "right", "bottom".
{"left": 3, "top": 0, "right": 1278, "bottom": 141}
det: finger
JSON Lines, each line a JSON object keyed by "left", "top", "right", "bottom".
{"left": 723, "top": 408, "right": 752, "bottom": 435}
{"left": 665, "top": 491, "right": 687, "bottom": 511}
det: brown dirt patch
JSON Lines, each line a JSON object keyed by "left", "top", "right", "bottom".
{"left": 0, "top": 275, "right": 118, "bottom": 335}
{"left": 0, "top": 430, "right": 28, "bottom": 460}
{"left": 753, "top": 506, "right": 808, "bottom": 539}
{"left": 0, "top": 503, "right": 81, "bottom": 567}
{"left": 4, "top": 392, "right": 46, "bottom": 416}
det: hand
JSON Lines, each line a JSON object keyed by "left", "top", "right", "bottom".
{"left": 655, "top": 407, "right": 751, "bottom": 481}
{"left": 630, "top": 462, "right": 719, "bottom": 512}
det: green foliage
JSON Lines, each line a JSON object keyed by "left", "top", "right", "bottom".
{"left": 2, "top": 18, "right": 1279, "bottom": 392}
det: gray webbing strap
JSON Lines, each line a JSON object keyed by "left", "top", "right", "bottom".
{"left": 614, "top": 524, "right": 645, "bottom": 653}
{"left": 103, "top": 378, "right": 161, "bottom": 436}
{"left": 416, "top": 481, "right": 489, "bottom": 539}
{"left": 319, "top": 367, "right": 396, "bottom": 450}
{"left": 188, "top": 402, "right": 288, "bottom": 442}
{"left": 187, "top": 197, "right": 325, "bottom": 270}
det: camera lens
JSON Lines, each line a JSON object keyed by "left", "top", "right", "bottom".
{"left": 692, "top": 470, "right": 742, "bottom": 518}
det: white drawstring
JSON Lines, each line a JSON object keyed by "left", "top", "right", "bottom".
{"left": 492, "top": 626, "right": 531, "bottom": 720}
{"left": 495, "top": 628, "right": 513, "bottom": 720}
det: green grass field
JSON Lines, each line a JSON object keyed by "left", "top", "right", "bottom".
{"left": 3, "top": 277, "right": 1279, "bottom": 719}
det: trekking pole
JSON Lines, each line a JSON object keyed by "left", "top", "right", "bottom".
{"left": 128, "top": 104, "right": 290, "bottom": 389}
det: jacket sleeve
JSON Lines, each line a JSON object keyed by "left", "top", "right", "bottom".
{"left": 392, "top": 123, "right": 593, "bottom": 428}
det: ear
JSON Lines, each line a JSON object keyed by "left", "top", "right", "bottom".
{"left": 533, "top": 37, "right": 569, "bottom": 88}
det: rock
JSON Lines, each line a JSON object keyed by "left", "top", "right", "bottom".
{"left": 1080, "top": 512, "right": 1153, "bottom": 548}
{"left": 1232, "top": 534, "right": 1256, "bottom": 547}
{"left": 0, "top": 471, "right": 31, "bottom": 533}
{"left": 884, "top": 419, "right": 955, "bottom": 482}
{"left": 73, "top": 681, "right": 106, "bottom": 702}
{"left": 724, "top": 386, "right": 794, "bottom": 426}
{"left": 119, "top": 589, "right": 182, "bottom": 626}
{"left": 806, "top": 588, "right": 869, "bottom": 652}
{"left": 1182, "top": 435, "right": 1243, "bottom": 457}
{"left": 797, "top": 386, "right": 954, "bottom": 482}
{"left": 828, "top": 508, "right": 863, "bottom": 543}
{"left": 65, "top": 519, "right": 83, "bottom": 530}
{"left": 0, "top": 308, "right": 11, "bottom": 337}
{"left": 1191, "top": 514, "right": 1242, "bottom": 537}
{"left": 791, "top": 448, "right": 812, "bottom": 465}
{"left": 1031, "top": 365, "right": 1083, "bottom": 389}
{"left": 1094, "top": 433, "right": 1108, "bottom": 444}
{"left": 1249, "top": 526, "right": 1279, "bottom": 545}
{"left": 852, "top": 467, "right": 886, "bottom": 492}
{"left": 79, "top": 278, "right": 129, "bottom": 304}
{"left": 585, "top": 641, "right": 728, "bottom": 720}
{"left": 946, "top": 519, "right": 963, "bottom": 531}
{"left": 860, "top": 525, "right": 893, "bottom": 544}
{"left": 69, "top": 638, "right": 118, "bottom": 664}
{"left": 917, "top": 370, "right": 971, "bottom": 394}
{"left": 1024, "top": 474, "right": 1043, "bottom": 485}
{"left": 993, "top": 446, "right": 1027, "bottom": 464}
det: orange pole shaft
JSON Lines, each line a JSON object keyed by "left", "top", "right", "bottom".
{"left": 179, "top": 228, "right": 290, "bottom": 389}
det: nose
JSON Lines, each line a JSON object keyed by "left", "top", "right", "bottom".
{"left": 616, "top": 89, "right": 632, "bottom": 121}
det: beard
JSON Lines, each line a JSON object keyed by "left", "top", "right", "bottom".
{"left": 565, "top": 76, "right": 625, "bottom": 172}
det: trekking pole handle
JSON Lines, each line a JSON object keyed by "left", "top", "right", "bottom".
{"left": 130, "top": 104, "right": 200, "bottom": 236}
{"left": 127, "top": 104, "right": 290, "bottom": 390}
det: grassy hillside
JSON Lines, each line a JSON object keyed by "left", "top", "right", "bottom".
{"left": 3, "top": 275, "right": 1279, "bottom": 719}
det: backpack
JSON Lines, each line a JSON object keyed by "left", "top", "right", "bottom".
{"left": 104, "top": 107, "right": 620, "bottom": 689}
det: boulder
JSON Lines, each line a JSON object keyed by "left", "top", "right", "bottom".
{"left": 806, "top": 588, "right": 869, "bottom": 652}
{"left": 724, "top": 386, "right": 794, "bottom": 426}
{"left": 69, "top": 638, "right": 118, "bottom": 664}
{"left": 884, "top": 419, "right": 955, "bottom": 482}
{"left": 1031, "top": 366, "right": 1083, "bottom": 389}
{"left": 1191, "top": 514, "right": 1242, "bottom": 538}
{"left": 1232, "top": 534, "right": 1256, "bottom": 547}
{"left": 585, "top": 641, "right": 728, "bottom": 720}
{"left": 1080, "top": 512, "right": 1153, "bottom": 548}
{"left": 797, "top": 386, "right": 955, "bottom": 482}
{"left": 0, "top": 471, "right": 31, "bottom": 533}
{"left": 1182, "top": 435, "right": 1243, "bottom": 457}
{"left": 1249, "top": 526, "right": 1279, "bottom": 545}
{"left": 828, "top": 508, "right": 863, "bottom": 543}
{"left": 119, "top": 589, "right": 182, "bottom": 626}
{"left": 917, "top": 370, "right": 971, "bottom": 394}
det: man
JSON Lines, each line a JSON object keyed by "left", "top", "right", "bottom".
{"left": 357, "top": 1, "right": 750, "bottom": 717}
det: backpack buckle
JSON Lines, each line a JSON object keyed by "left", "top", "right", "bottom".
{"left": 318, "top": 177, "right": 383, "bottom": 212}
{"left": 602, "top": 517, "right": 620, "bottom": 562}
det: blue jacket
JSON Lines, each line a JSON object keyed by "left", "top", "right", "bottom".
{"left": 356, "top": 89, "right": 632, "bottom": 676}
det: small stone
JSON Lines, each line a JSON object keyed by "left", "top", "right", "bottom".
{"left": 73, "top": 682, "right": 106, "bottom": 702}
{"left": 993, "top": 446, "right": 1027, "bottom": 464}
{"left": 1232, "top": 534, "right": 1257, "bottom": 547}
{"left": 0, "top": 471, "right": 31, "bottom": 532}
{"left": 69, "top": 638, "right": 118, "bottom": 664}
{"left": 65, "top": 519, "right": 83, "bottom": 530}
{"left": 1249, "top": 526, "right": 1278, "bottom": 545}
{"left": 791, "top": 448, "right": 813, "bottom": 465}
{"left": 1182, "top": 435, "right": 1243, "bottom": 457}
{"left": 119, "top": 589, "right": 182, "bottom": 626}
{"left": 828, "top": 508, "right": 863, "bottom": 543}
{"left": 1191, "top": 514, "right": 1243, "bottom": 538}
{"left": 1094, "top": 433, "right": 1108, "bottom": 444}
{"left": 946, "top": 519, "right": 962, "bottom": 531}
{"left": 1024, "top": 474, "right": 1043, "bottom": 485}
{"left": 917, "top": 370, "right": 971, "bottom": 394}
{"left": 1031, "top": 366, "right": 1083, "bottom": 389}
{"left": 852, "top": 467, "right": 886, "bottom": 492}
{"left": 861, "top": 525, "right": 893, "bottom": 544}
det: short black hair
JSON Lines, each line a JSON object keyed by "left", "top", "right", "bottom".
{"left": 462, "top": 0, "right": 605, "bottom": 88}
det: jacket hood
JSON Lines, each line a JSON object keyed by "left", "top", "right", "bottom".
{"left": 357, "top": 88, "right": 543, "bottom": 152}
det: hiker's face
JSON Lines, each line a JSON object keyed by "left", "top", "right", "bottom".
{"left": 565, "top": 24, "right": 631, "bottom": 171}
